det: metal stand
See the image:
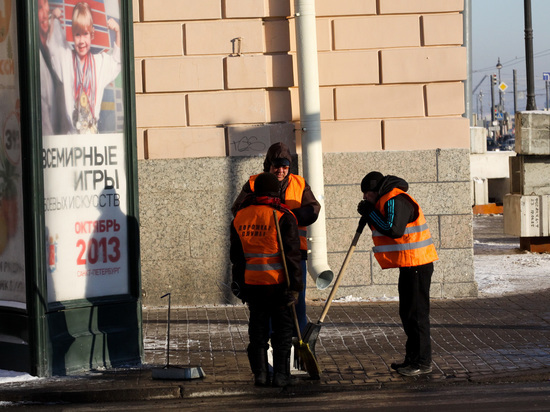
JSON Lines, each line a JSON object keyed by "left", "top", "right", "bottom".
{"left": 151, "top": 293, "right": 205, "bottom": 380}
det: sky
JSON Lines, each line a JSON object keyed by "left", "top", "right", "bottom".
{"left": 472, "top": 0, "right": 550, "bottom": 120}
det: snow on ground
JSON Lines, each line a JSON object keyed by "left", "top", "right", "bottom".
{"left": 0, "top": 369, "right": 40, "bottom": 385}
{"left": 474, "top": 246, "right": 550, "bottom": 296}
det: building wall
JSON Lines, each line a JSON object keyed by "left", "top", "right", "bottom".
{"left": 133, "top": 0, "right": 476, "bottom": 306}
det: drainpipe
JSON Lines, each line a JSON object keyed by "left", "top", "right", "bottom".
{"left": 463, "top": 0, "right": 473, "bottom": 125}
{"left": 294, "top": 0, "right": 334, "bottom": 289}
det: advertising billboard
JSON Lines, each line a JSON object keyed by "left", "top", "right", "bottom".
{"left": 0, "top": 0, "right": 26, "bottom": 309}
{"left": 38, "top": 0, "right": 129, "bottom": 303}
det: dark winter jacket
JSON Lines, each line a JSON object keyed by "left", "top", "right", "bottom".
{"left": 231, "top": 143, "right": 320, "bottom": 258}
{"left": 358, "top": 175, "right": 418, "bottom": 239}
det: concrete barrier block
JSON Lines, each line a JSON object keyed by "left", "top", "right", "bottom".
{"left": 471, "top": 178, "right": 488, "bottom": 206}
{"left": 509, "top": 155, "right": 550, "bottom": 195}
{"left": 503, "top": 194, "right": 550, "bottom": 237}
{"left": 470, "top": 127, "right": 487, "bottom": 154}
{"left": 516, "top": 111, "right": 550, "bottom": 155}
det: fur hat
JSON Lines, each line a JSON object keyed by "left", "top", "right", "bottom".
{"left": 254, "top": 172, "right": 280, "bottom": 197}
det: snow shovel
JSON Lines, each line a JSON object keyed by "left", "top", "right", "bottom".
{"left": 302, "top": 215, "right": 369, "bottom": 355}
{"left": 273, "top": 210, "right": 321, "bottom": 379}
{"left": 152, "top": 293, "right": 205, "bottom": 380}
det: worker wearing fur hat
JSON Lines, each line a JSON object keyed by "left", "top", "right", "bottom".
{"left": 232, "top": 142, "right": 321, "bottom": 336}
{"left": 230, "top": 172, "right": 303, "bottom": 387}
{"left": 357, "top": 172, "right": 438, "bottom": 377}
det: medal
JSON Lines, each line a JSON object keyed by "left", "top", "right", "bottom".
{"left": 80, "top": 92, "right": 88, "bottom": 108}
{"left": 73, "top": 52, "right": 97, "bottom": 134}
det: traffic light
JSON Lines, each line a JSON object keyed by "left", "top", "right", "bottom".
{"left": 492, "top": 74, "right": 497, "bottom": 85}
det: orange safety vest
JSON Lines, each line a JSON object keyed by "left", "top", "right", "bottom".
{"left": 371, "top": 188, "right": 438, "bottom": 269}
{"left": 233, "top": 204, "right": 286, "bottom": 285}
{"left": 250, "top": 174, "right": 308, "bottom": 251}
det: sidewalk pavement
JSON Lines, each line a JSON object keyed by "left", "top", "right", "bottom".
{"left": 1, "top": 216, "right": 550, "bottom": 404}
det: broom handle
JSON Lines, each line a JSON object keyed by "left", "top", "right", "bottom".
{"left": 273, "top": 210, "right": 304, "bottom": 341}
{"left": 318, "top": 216, "right": 368, "bottom": 323}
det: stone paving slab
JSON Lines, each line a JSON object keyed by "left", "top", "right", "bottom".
{"left": 1, "top": 290, "right": 549, "bottom": 404}
{"left": 1, "top": 214, "right": 549, "bottom": 404}
{"left": 142, "top": 288, "right": 550, "bottom": 388}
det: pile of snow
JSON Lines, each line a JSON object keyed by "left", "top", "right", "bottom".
{"left": 0, "top": 369, "right": 40, "bottom": 385}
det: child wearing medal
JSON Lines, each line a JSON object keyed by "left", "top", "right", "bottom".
{"left": 48, "top": 2, "right": 121, "bottom": 134}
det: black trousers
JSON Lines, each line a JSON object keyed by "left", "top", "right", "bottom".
{"left": 398, "top": 262, "right": 433, "bottom": 367}
{"left": 247, "top": 287, "right": 293, "bottom": 354}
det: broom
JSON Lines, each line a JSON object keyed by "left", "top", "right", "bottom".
{"left": 302, "top": 215, "right": 368, "bottom": 355}
{"left": 273, "top": 210, "right": 321, "bottom": 379}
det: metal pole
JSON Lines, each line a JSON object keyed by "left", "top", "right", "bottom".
{"left": 524, "top": 0, "right": 537, "bottom": 110}
{"left": 546, "top": 80, "right": 549, "bottom": 110}
{"left": 491, "top": 74, "right": 496, "bottom": 124}
{"left": 496, "top": 58, "right": 502, "bottom": 110}
{"left": 513, "top": 69, "right": 518, "bottom": 115}
{"left": 479, "top": 91, "right": 484, "bottom": 124}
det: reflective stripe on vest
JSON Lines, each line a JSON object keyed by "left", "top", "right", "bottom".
{"left": 373, "top": 222, "right": 430, "bottom": 237}
{"left": 372, "top": 188, "right": 438, "bottom": 269}
{"left": 250, "top": 173, "right": 308, "bottom": 251}
{"left": 373, "top": 238, "right": 434, "bottom": 253}
{"left": 234, "top": 205, "right": 286, "bottom": 285}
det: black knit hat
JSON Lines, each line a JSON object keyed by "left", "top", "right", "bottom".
{"left": 361, "top": 171, "right": 384, "bottom": 193}
{"left": 254, "top": 172, "right": 280, "bottom": 197}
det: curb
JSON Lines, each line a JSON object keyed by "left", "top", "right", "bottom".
{"left": 0, "top": 385, "right": 182, "bottom": 404}
{"left": 1, "top": 368, "right": 549, "bottom": 404}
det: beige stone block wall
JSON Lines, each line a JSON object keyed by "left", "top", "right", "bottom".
{"left": 134, "top": 0, "right": 467, "bottom": 158}
{"left": 133, "top": 23, "right": 184, "bottom": 57}
{"left": 425, "top": 82, "right": 465, "bottom": 116}
{"left": 384, "top": 118, "right": 470, "bottom": 150}
{"left": 142, "top": 0, "right": 221, "bottom": 21}
{"left": 132, "top": 0, "right": 474, "bottom": 305}
{"left": 146, "top": 128, "right": 226, "bottom": 159}
{"left": 184, "top": 20, "right": 265, "bottom": 55}
{"left": 315, "top": 0, "right": 377, "bottom": 17}
{"left": 422, "top": 14, "right": 463, "bottom": 46}
{"left": 333, "top": 16, "right": 421, "bottom": 50}
{"left": 318, "top": 51, "right": 379, "bottom": 86}
{"left": 379, "top": 0, "right": 464, "bottom": 14}
{"left": 381, "top": 47, "right": 467, "bottom": 83}
{"left": 134, "top": 59, "right": 143, "bottom": 93}
{"left": 335, "top": 85, "right": 425, "bottom": 119}
{"left": 135, "top": 94, "right": 187, "bottom": 127}
{"left": 144, "top": 57, "right": 224, "bottom": 92}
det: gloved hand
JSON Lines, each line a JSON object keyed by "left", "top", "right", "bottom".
{"left": 231, "top": 281, "right": 248, "bottom": 303}
{"left": 284, "top": 290, "right": 299, "bottom": 306}
{"left": 357, "top": 200, "right": 374, "bottom": 216}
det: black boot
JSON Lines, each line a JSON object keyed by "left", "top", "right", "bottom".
{"left": 272, "top": 349, "right": 292, "bottom": 387}
{"left": 247, "top": 346, "right": 270, "bottom": 387}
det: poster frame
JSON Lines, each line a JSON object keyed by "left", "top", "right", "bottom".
{"left": 16, "top": 0, "right": 141, "bottom": 376}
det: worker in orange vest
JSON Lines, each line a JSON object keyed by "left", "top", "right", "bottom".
{"left": 231, "top": 172, "right": 303, "bottom": 387}
{"left": 232, "top": 142, "right": 320, "bottom": 335}
{"left": 357, "top": 171, "right": 438, "bottom": 377}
